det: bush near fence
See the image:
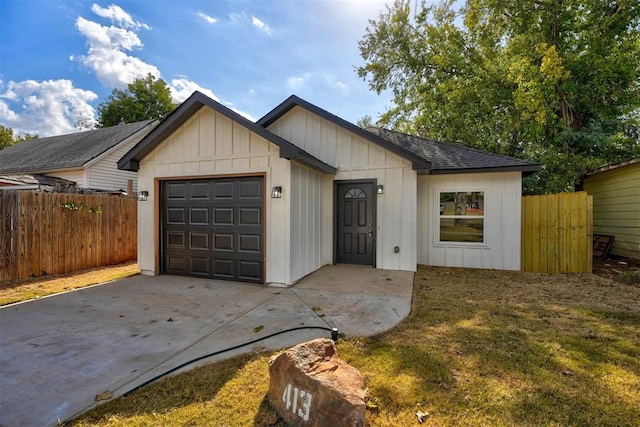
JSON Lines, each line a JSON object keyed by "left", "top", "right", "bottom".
{"left": 521, "top": 191, "right": 593, "bottom": 274}
{"left": 0, "top": 191, "right": 137, "bottom": 283}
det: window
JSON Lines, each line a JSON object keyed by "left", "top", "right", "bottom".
{"left": 439, "top": 191, "right": 484, "bottom": 243}
{"left": 344, "top": 187, "right": 366, "bottom": 199}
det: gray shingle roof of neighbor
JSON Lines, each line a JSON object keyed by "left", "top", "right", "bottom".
{"left": 118, "top": 91, "right": 337, "bottom": 175}
{"left": 0, "top": 120, "right": 157, "bottom": 174}
{"left": 366, "top": 127, "right": 541, "bottom": 176}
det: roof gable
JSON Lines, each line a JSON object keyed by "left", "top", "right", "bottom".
{"left": 257, "top": 95, "right": 432, "bottom": 172}
{"left": 117, "top": 91, "right": 336, "bottom": 174}
{"left": 366, "top": 127, "right": 540, "bottom": 175}
{"left": 0, "top": 120, "right": 155, "bottom": 175}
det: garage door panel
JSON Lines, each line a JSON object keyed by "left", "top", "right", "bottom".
{"left": 167, "top": 208, "right": 186, "bottom": 224}
{"left": 167, "top": 255, "right": 187, "bottom": 273}
{"left": 190, "top": 182, "right": 210, "bottom": 199}
{"left": 239, "top": 180, "right": 262, "bottom": 198}
{"left": 214, "top": 233, "right": 234, "bottom": 251}
{"left": 239, "top": 234, "right": 261, "bottom": 252}
{"left": 213, "top": 181, "right": 234, "bottom": 199}
{"left": 189, "top": 257, "right": 210, "bottom": 276}
{"left": 162, "top": 176, "right": 264, "bottom": 283}
{"left": 239, "top": 207, "right": 261, "bottom": 225}
{"left": 239, "top": 260, "right": 262, "bottom": 281}
{"left": 167, "top": 182, "right": 186, "bottom": 199}
{"left": 189, "top": 232, "right": 209, "bottom": 250}
{"left": 167, "top": 231, "right": 186, "bottom": 248}
{"left": 189, "top": 208, "right": 209, "bottom": 225}
{"left": 214, "top": 208, "right": 234, "bottom": 225}
{"left": 213, "top": 258, "right": 235, "bottom": 279}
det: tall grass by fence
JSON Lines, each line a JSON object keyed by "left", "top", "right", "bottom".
{"left": 0, "top": 191, "right": 137, "bottom": 283}
{"left": 521, "top": 191, "right": 593, "bottom": 274}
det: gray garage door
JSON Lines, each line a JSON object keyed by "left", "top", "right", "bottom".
{"left": 161, "top": 176, "right": 264, "bottom": 283}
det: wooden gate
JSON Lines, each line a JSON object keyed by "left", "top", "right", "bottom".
{"left": 521, "top": 192, "right": 593, "bottom": 273}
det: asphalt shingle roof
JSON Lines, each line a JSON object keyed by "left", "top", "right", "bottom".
{"left": 0, "top": 120, "right": 155, "bottom": 174}
{"left": 366, "top": 127, "right": 540, "bottom": 175}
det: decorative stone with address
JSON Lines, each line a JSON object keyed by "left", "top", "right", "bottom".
{"left": 268, "top": 338, "right": 365, "bottom": 426}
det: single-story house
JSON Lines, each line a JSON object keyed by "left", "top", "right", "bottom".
{"left": 583, "top": 157, "right": 640, "bottom": 260}
{"left": 118, "top": 92, "right": 539, "bottom": 286}
{"left": 0, "top": 120, "right": 158, "bottom": 193}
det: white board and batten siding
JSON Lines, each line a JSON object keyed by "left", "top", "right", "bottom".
{"left": 136, "top": 106, "right": 293, "bottom": 284}
{"left": 266, "top": 106, "right": 418, "bottom": 272}
{"left": 289, "top": 163, "right": 333, "bottom": 283}
{"left": 417, "top": 172, "right": 522, "bottom": 270}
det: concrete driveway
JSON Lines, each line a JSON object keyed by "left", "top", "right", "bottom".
{"left": 0, "top": 265, "right": 413, "bottom": 427}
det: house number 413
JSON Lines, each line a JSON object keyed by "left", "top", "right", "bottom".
{"left": 282, "top": 383, "right": 313, "bottom": 422}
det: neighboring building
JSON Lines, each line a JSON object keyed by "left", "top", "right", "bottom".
{"left": 119, "top": 92, "right": 539, "bottom": 285}
{"left": 583, "top": 158, "right": 640, "bottom": 260}
{"left": 0, "top": 120, "right": 158, "bottom": 193}
{"left": 0, "top": 174, "right": 76, "bottom": 191}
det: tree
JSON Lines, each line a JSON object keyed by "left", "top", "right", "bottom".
{"left": 358, "top": 0, "right": 640, "bottom": 193}
{"left": 97, "top": 74, "right": 176, "bottom": 127}
{"left": 0, "top": 125, "right": 38, "bottom": 150}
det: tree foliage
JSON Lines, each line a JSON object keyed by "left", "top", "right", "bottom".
{"left": 0, "top": 124, "right": 38, "bottom": 150}
{"left": 358, "top": 0, "right": 640, "bottom": 193}
{"left": 97, "top": 74, "right": 176, "bottom": 127}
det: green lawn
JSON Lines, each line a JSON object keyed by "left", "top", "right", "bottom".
{"left": 71, "top": 266, "right": 640, "bottom": 426}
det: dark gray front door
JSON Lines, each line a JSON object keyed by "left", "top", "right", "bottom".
{"left": 161, "top": 176, "right": 264, "bottom": 283}
{"left": 336, "top": 181, "right": 375, "bottom": 265}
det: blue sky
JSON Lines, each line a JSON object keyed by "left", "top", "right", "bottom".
{"left": 0, "top": 0, "right": 401, "bottom": 137}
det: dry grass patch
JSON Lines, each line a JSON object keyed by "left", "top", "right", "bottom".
{"left": 0, "top": 262, "right": 139, "bottom": 306}
{"left": 70, "top": 266, "right": 640, "bottom": 426}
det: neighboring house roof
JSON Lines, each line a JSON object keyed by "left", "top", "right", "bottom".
{"left": 118, "top": 91, "right": 337, "bottom": 174}
{"left": 586, "top": 157, "right": 640, "bottom": 176}
{"left": 366, "top": 127, "right": 541, "bottom": 175}
{"left": 257, "top": 95, "right": 432, "bottom": 172}
{"left": 0, "top": 120, "right": 156, "bottom": 174}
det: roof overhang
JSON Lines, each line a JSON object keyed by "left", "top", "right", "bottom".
{"left": 586, "top": 157, "right": 640, "bottom": 176}
{"left": 430, "top": 164, "right": 541, "bottom": 176}
{"left": 118, "top": 91, "right": 336, "bottom": 175}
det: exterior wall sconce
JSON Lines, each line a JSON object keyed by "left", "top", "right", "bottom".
{"left": 138, "top": 190, "right": 149, "bottom": 201}
{"left": 377, "top": 185, "right": 384, "bottom": 195}
{"left": 271, "top": 186, "right": 283, "bottom": 198}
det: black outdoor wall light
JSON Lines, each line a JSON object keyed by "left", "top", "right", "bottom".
{"left": 138, "top": 191, "right": 149, "bottom": 201}
{"left": 377, "top": 184, "right": 384, "bottom": 195}
{"left": 271, "top": 186, "right": 283, "bottom": 198}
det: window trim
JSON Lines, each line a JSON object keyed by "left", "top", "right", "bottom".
{"left": 435, "top": 189, "right": 487, "bottom": 246}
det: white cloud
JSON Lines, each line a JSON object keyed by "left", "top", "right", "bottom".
{"left": 91, "top": 3, "right": 150, "bottom": 30}
{"left": 74, "top": 16, "right": 160, "bottom": 88}
{"left": 229, "top": 12, "right": 245, "bottom": 22}
{"left": 169, "top": 77, "right": 254, "bottom": 121}
{"left": 252, "top": 16, "right": 271, "bottom": 34}
{"left": 288, "top": 74, "right": 313, "bottom": 91}
{"left": 0, "top": 79, "right": 97, "bottom": 137}
{"left": 336, "top": 81, "right": 348, "bottom": 90}
{"left": 198, "top": 12, "right": 217, "bottom": 24}
{"left": 169, "top": 78, "right": 219, "bottom": 103}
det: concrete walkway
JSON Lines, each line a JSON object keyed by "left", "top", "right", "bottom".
{"left": 0, "top": 265, "right": 413, "bottom": 427}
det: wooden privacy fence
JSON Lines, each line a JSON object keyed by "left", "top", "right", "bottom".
{"left": 0, "top": 191, "right": 137, "bottom": 283}
{"left": 521, "top": 191, "right": 593, "bottom": 274}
